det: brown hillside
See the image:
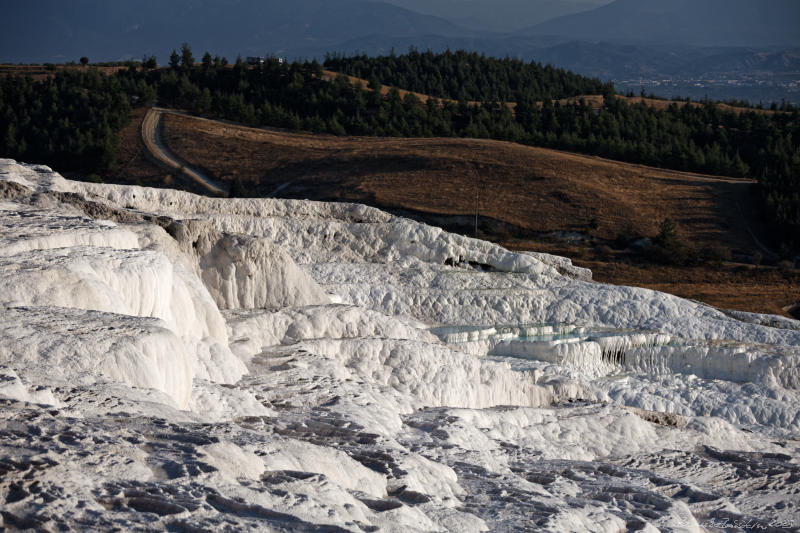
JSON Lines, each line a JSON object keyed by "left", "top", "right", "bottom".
{"left": 158, "top": 112, "right": 763, "bottom": 251}
{"left": 322, "top": 70, "right": 442, "bottom": 105}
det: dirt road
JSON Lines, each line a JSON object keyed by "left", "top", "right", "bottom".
{"left": 141, "top": 108, "right": 228, "bottom": 196}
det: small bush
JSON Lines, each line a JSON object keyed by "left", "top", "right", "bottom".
{"left": 648, "top": 217, "right": 697, "bottom": 266}
{"left": 229, "top": 177, "right": 250, "bottom": 198}
{"left": 594, "top": 244, "right": 613, "bottom": 260}
{"left": 612, "top": 223, "right": 638, "bottom": 250}
{"left": 702, "top": 244, "right": 731, "bottom": 264}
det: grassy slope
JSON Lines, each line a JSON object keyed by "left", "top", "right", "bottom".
{"left": 159, "top": 112, "right": 760, "bottom": 249}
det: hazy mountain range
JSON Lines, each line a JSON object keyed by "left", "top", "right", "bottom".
{"left": 2, "top": 0, "right": 799, "bottom": 102}
{"left": 524, "top": 0, "right": 800, "bottom": 47}
{"left": 379, "top": 0, "right": 613, "bottom": 32}
{"left": 1, "top": 0, "right": 470, "bottom": 63}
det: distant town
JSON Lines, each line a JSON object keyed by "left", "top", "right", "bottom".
{"left": 616, "top": 78, "right": 800, "bottom": 107}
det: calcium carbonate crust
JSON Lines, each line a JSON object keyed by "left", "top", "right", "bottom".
{"left": 0, "top": 159, "right": 798, "bottom": 533}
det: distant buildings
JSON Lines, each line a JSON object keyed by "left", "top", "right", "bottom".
{"left": 246, "top": 56, "right": 286, "bottom": 66}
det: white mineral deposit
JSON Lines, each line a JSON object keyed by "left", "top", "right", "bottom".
{"left": 0, "top": 159, "right": 798, "bottom": 532}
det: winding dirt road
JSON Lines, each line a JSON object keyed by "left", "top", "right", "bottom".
{"left": 141, "top": 107, "right": 228, "bottom": 196}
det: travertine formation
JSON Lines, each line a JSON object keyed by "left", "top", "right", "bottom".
{"left": 0, "top": 159, "right": 798, "bottom": 532}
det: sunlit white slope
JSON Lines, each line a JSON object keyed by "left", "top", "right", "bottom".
{"left": 21, "top": 158, "right": 798, "bottom": 346}
{"left": 0, "top": 163, "right": 246, "bottom": 407}
{"left": 0, "top": 159, "right": 797, "bottom": 532}
{"left": 0, "top": 305, "right": 193, "bottom": 408}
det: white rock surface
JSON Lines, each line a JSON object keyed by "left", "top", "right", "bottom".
{"left": 199, "top": 234, "right": 330, "bottom": 310}
{"left": 0, "top": 159, "right": 798, "bottom": 532}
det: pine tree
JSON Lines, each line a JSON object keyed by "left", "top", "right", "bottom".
{"left": 142, "top": 55, "right": 157, "bottom": 69}
{"left": 180, "top": 43, "right": 194, "bottom": 69}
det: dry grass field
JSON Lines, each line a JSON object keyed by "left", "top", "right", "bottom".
{"left": 581, "top": 259, "right": 800, "bottom": 317}
{"left": 158, "top": 112, "right": 760, "bottom": 249}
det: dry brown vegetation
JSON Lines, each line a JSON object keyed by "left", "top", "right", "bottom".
{"left": 321, "top": 70, "right": 442, "bottom": 104}
{"left": 159, "top": 112, "right": 760, "bottom": 249}
{"left": 613, "top": 95, "right": 780, "bottom": 116}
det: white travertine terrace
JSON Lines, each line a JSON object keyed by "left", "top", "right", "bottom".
{"left": 0, "top": 159, "right": 797, "bottom": 532}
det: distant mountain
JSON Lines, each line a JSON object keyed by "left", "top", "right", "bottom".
{"left": 0, "top": 0, "right": 470, "bottom": 63}
{"left": 523, "top": 0, "right": 800, "bottom": 47}
{"left": 4, "top": 0, "right": 798, "bottom": 64}
{"left": 378, "top": 0, "right": 612, "bottom": 32}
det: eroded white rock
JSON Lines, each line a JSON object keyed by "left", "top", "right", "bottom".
{"left": 0, "top": 159, "right": 797, "bottom": 532}
{"left": 199, "top": 234, "right": 329, "bottom": 310}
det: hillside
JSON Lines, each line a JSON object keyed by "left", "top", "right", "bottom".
{"left": 324, "top": 53, "right": 800, "bottom": 251}
{"left": 324, "top": 68, "right": 781, "bottom": 116}
{"left": 3, "top": 54, "right": 799, "bottom": 258}
{"left": 314, "top": 36, "right": 800, "bottom": 105}
{"left": 152, "top": 112, "right": 764, "bottom": 249}
{"left": 110, "top": 108, "right": 799, "bottom": 317}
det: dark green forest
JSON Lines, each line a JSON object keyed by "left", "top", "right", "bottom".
{"left": 325, "top": 50, "right": 611, "bottom": 102}
{"left": 0, "top": 48, "right": 798, "bottom": 250}
{"left": 0, "top": 69, "right": 130, "bottom": 173}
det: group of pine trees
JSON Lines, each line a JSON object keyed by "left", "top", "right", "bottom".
{"left": 0, "top": 68, "right": 130, "bottom": 172}
{"left": 325, "top": 50, "right": 610, "bottom": 103}
{"left": 0, "top": 47, "right": 798, "bottom": 250}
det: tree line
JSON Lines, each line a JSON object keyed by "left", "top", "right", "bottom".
{"left": 0, "top": 47, "right": 798, "bottom": 251}
{"left": 324, "top": 49, "right": 611, "bottom": 102}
